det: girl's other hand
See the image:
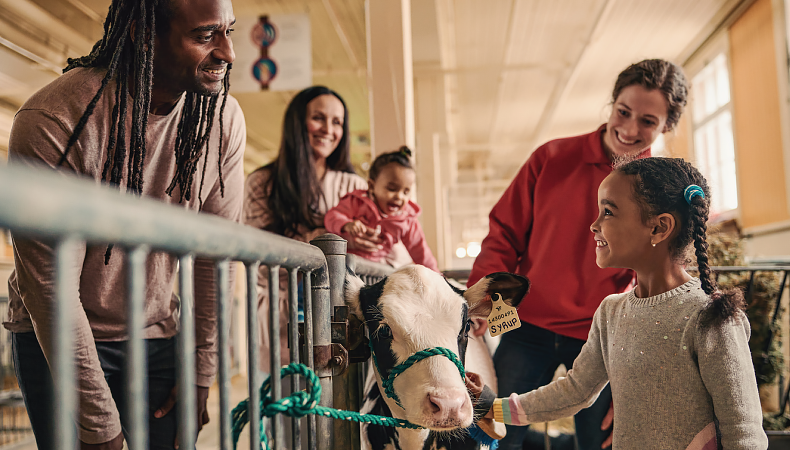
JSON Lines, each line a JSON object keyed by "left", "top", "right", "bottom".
{"left": 342, "top": 220, "right": 368, "bottom": 237}
{"left": 345, "top": 224, "right": 383, "bottom": 253}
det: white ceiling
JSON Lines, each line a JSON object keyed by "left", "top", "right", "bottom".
{"left": 0, "top": 0, "right": 741, "bottom": 181}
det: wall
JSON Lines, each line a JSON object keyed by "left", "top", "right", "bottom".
{"left": 729, "top": 0, "right": 790, "bottom": 229}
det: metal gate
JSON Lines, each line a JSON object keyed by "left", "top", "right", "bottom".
{"left": 0, "top": 163, "right": 391, "bottom": 450}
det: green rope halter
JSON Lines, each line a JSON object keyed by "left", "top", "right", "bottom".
{"left": 230, "top": 363, "right": 424, "bottom": 450}
{"left": 372, "top": 345, "right": 466, "bottom": 408}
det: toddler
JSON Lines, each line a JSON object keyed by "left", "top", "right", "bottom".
{"left": 478, "top": 157, "right": 767, "bottom": 449}
{"left": 325, "top": 146, "right": 439, "bottom": 271}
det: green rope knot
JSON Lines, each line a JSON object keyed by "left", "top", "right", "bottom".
{"left": 379, "top": 347, "right": 466, "bottom": 408}
{"left": 231, "top": 363, "right": 424, "bottom": 450}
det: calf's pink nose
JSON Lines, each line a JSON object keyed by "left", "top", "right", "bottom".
{"left": 427, "top": 392, "right": 466, "bottom": 422}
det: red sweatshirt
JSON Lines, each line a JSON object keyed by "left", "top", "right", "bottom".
{"left": 325, "top": 189, "right": 439, "bottom": 271}
{"left": 468, "top": 125, "right": 647, "bottom": 340}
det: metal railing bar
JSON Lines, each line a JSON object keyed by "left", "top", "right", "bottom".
{"left": 268, "top": 265, "right": 283, "bottom": 448}
{"left": 54, "top": 237, "right": 78, "bottom": 450}
{"left": 126, "top": 245, "right": 149, "bottom": 450}
{"left": 245, "top": 262, "right": 261, "bottom": 449}
{"left": 0, "top": 164, "right": 325, "bottom": 271}
{"left": 287, "top": 268, "right": 302, "bottom": 448}
{"left": 303, "top": 271, "right": 316, "bottom": 450}
{"left": 311, "top": 266, "right": 332, "bottom": 450}
{"left": 177, "top": 254, "right": 197, "bottom": 450}
{"left": 346, "top": 255, "right": 392, "bottom": 280}
{"left": 216, "top": 259, "right": 232, "bottom": 450}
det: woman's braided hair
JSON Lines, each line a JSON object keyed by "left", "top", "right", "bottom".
{"left": 61, "top": 0, "right": 230, "bottom": 207}
{"left": 62, "top": 0, "right": 231, "bottom": 262}
{"left": 615, "top": 157, "right": 744, "bottom": 326}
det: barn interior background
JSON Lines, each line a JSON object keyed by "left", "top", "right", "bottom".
{"left": 1, "top": 0, "right": 790, "bottom": 446}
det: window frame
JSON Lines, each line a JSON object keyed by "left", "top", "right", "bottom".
{"left": 685, "top": 33, "right": 741, "bottom": 224}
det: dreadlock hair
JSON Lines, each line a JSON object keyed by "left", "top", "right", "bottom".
{"left": 368, "top": 146, "right": 413, "bottom": 181}
{"left": 62, "top": 0, "right": 232, "bottom": 262}
{"left": 263, "top": 86, "right": 355, "bottom": 237}
{"left": 615, "top": 157, "right": 745, "bottom": 327}
{"left": 612, "top": 59, "right": 689, "bottom": 132}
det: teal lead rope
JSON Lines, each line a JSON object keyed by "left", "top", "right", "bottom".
{"left": 373, "top": 345, "right": 466, "bottom": 408}
{"left": 231, "top": 347, "right": 493, "bottom": 450}
{"left": 230, "top": 362, "right": 422, "bottom": 450}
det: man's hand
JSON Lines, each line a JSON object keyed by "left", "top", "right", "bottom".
{"left": 601, "top": 401, "right": 613, "bottom": 448}
{"left": 80, "top": 432, "right": 123, "bottom": 450}
{"left": 344, "top": 224, "right": 383, "bottom": 253}
{"left": 154, "top": 385, "right": 211, "bottom": 449}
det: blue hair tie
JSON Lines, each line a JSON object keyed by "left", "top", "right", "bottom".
{"left": 683, "top": 185, "right": 705, "bottom": 205}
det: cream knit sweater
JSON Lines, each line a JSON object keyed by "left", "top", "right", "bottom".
{"left": 494, "top": 278, "right": 767, "bottom": 449}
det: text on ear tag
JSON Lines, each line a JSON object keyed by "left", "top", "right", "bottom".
{"left": 487, "top": 293, "right": 521, "bottom": 337}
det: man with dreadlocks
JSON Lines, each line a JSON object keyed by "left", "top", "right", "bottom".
{"left": 4, "top": 0, "right": 244, "bottom": 448}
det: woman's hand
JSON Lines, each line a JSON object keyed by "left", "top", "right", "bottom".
{"left": 344, "top": 224, "right": 383, "bottom": 253}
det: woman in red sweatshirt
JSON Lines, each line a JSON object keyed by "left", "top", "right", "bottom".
{"left": 468, "top": 59, "right": 689, "bottom": 450}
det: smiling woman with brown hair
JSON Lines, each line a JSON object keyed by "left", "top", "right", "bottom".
{"left": 467, "top": 59, "right": 689, "bottom": 450}
{"left": 243, "top": 86, "right": 383, "bottom": 378}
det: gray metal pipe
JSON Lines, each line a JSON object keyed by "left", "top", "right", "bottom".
{"left": 177, "top": 254, "right": 197, "bottom": 450}
{"left": 217, "top": 259, "right": 232, "bottom": 450}
{"left": 287, "top": 268, "right": 302, "bottom": 448}
{"left": 126, "top": 245, "right": 150, "bottom": 450}
{"left": 311, "top": 235, "right": 350, "bottom": 450}
{"left": 269, "top": 265, "right": 283, "bottom": 448}
{"left": 0, "top": 164, "right": 326, "bottom": 270}
{"left": 246, "top": 262, "right": 261, "bottom": 449}
{"left": 303, "top": 272, "right": 316, "bottom": 450}
{"left": 310, "top": 264, "right": 333, "bottom": 450}
{"left": 54, "top": 237, "right": 79, "bottom": 450}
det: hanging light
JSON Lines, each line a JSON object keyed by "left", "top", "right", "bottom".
{"left": 466, "top": 242, "right": 481, "bottom": 257}
{"left": 456, "top": 247, "right": 467, "bottom": 258}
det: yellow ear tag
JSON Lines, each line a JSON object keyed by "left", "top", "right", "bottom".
{"left": 487, "top": 293, "right": 521, "bottom": 337}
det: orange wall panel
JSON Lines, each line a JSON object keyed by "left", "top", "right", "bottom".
{"left": 729, "top": 0, "right": 789, "bottom": 228}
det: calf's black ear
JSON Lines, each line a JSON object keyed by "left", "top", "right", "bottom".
{"left": 464, "top": 272, "right": 530, "bottom": 318}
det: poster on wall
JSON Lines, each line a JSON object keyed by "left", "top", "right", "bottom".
{"left": 230, "top": 13, "right": 311, "bottom": 92}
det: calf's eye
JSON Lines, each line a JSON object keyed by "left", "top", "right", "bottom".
{"left": 377, "top": 324, "right": 392, "bottom": 339}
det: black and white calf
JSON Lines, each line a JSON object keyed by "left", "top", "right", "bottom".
{"left": 345, "top": 265, "right": 529, "bottom": 450}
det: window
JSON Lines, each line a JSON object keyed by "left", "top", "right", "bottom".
{"left": 691, "top": 53, "right": 738, "bottom": 214}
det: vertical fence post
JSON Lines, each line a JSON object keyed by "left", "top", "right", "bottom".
{"left": 303, "top": 270, "right": 316, "bottom": 450}
{"left": 177, "top": 254, "right": 197, "bottom": 450}
{"left": 287, "top": 268, "right": 302, "bottom": 448}
{"left": 245, "top": 262, "right": 261, "bottom": 449}
{"left": 54, "top": 237, "right": 79, "bottom": 450}
{"left": 126, "top": 245, "right": 150, "bottom": 450}
{"left": 268, "top": 265, "right": 283, "bottom": 447}
{"left": 306, "top": 249, "right": 333, "bottom": 450}
{"left": 311, "top": 234, "right": 352, "bottom": 450}
{"left": 217, "top": 259, "right": 232, "bottom": 450}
